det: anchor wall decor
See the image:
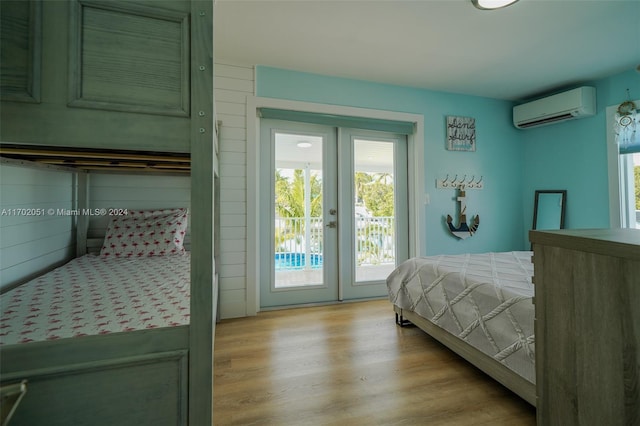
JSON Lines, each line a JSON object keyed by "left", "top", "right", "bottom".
{"left": 446, "top": 186, "right": 479, "bottom": 240}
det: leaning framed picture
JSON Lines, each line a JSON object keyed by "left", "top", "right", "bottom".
{"left": 446, "top": 116, "right": 476, "bottom": 151}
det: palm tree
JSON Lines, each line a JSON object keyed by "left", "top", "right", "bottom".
{"left": 274, "top": 169, "right": 323, "bottom": 256}
{"left": 354, "top": 171, "right": 394, "bottom": 216}
{"left": 275, "top": 169, "right": 322, "bottom": 218}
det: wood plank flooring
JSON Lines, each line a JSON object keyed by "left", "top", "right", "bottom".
{"left": 213, "top": 299, "right": 536, "bottom": 425}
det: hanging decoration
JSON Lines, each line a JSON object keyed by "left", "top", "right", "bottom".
{"left": 446, "top": 186, "right": 480, "bottom": 240}
{"left": 614, "top": 89, "right": 638, "bottom": 150}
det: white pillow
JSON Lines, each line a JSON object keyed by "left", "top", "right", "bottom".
{"left": 100, "top": 208, "right": 188, "bottom": 258}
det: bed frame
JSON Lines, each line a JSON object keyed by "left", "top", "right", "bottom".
{"left": 0, "top": 204, "right": 195, "bottom": 425}
{"left": 0, "top": 0, "right": 215, "bottom": 423}
{"left": 1, "top": 327, "right": 190, "bottom": 425}
{"left": 394, "top": 305, "right": 536, "bottom": 406}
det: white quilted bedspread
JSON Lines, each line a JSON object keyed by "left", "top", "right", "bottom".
{"left": 0, "top": 254, "right": 190, "bottom": 346}
{"left": 387, "top": 251, "right": 535, "bottom": 383}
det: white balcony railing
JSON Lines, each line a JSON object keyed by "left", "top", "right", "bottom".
{"left": 274, "top": 216, "right": 395, "bottom": 270}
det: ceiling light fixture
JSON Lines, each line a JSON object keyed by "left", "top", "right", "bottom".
{"left": 297, "top": 141, "right": 312, "bottom": 148}
{"left": 472, "top": 0, "right": 519, "bottom": 10}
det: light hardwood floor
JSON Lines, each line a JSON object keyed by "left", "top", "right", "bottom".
{"left": 214, "top": 299, "right": 536, "bottom": 425}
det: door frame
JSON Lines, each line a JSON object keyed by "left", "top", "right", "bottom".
{"left": 338, "top": 128, "right": 409, "bottom": 300}
{"left": 259, "top": 119, "right": 340, "bottom": 307}
{"left": 246, "top": 96, "right": 425, "bottom": 315}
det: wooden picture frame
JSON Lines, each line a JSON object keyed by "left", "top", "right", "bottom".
{"left": 446, "top": 116, "right": 476, "bottom": 151}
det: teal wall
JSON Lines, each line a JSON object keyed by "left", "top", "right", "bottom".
{"left": 521, "top": 68, "right": 640, "bottom": 242}
{"left": 256, "top": 66, "right": 525, "bottom": 255}
{"left": 257, "top": 66, "right": 639, "bottom": 254}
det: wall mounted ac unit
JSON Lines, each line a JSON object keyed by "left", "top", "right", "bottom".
{"left": 513, "top": 86, "right": 596, "bottom": 129}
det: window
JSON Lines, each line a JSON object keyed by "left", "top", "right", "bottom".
{"left": 607, "top": 100, "right": 640, "bottom": 229}
{"left": 619, "top": 153, "right": 640, "bottom": 229}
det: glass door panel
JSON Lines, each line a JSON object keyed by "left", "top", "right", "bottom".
{"left": 339, "top": 130, "right": 408, "bottom": 300}
{"left": 259, "top": 119, "right": 338, "bottom": 308}
{"left": 353, "top": 139, "right": 398, "bottom": 283}
{"left": 274, "top": 133, "right": 324, "bottom": 288}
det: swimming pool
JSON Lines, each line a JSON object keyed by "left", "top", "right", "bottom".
{"left": 275, "top": 253, "right": 323, "bottom": 270}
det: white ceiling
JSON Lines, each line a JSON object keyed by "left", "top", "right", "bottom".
{"left": 214, "top": 0, "right": 640, "bottom": 101}
{"left": 275, "top": 132, "right": 394, "bottom": 172}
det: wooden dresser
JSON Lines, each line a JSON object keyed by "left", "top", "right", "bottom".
{"left": 529, "top": 228, "right": 640, "bottom": 426}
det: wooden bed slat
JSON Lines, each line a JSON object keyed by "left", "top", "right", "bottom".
{"left": 0, "top": 146, "right": 191, "bottom": 163}
{"left": 71, "top": 166, "right": 189, "bottom": 174}
{"left": 34, "top": 160, "right": 190, "bottom": 173}
{"left": 0, "top": 144, "right": 191, "bottom": 173}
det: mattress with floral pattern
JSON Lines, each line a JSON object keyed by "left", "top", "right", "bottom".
{"left": 386, "top": 251, "right": 535, "bottom": 383}
{"left": 0, "top": 253, "right": 190, "bottom": 346}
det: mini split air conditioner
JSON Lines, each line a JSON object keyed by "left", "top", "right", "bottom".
{"left": 513, "top": 86, "right": 596, "bottom": 129}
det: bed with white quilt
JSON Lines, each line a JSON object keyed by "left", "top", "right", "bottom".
{"left": 386, "top": 251, "right": 535, "bottom": 405}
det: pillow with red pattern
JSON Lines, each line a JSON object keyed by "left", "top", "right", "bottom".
{"left": 122, "top": 208, "right": 185, "bottom": 218}
{"left": 100, "top": 208, "right": 188, "bottom": 258}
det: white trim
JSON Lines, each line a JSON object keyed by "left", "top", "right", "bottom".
{"left": 246, "top": 97, "right": 259, "bottom": 315}
{"left": 606, "top": 99, "right": 640, "bottom": 228}
{"left": 408, "top": 119, "right": 425, "bottom": 259}
{"left": 245, "top": 96, "right": 425, "bottom": 315}
{"left": 620, "top": 155, "right": 636, "bottom": 227}
{"left": 607, "top": 103, "right": 621, "bottom": 227}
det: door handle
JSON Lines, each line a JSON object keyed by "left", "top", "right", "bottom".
{"left": 326, "top": 221, "right": 337, "bottom": 228}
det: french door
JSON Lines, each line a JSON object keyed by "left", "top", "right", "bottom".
{"left": 259, "top": 119, "right": 408, "bottom": 308}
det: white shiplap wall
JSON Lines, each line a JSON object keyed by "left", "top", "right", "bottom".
{"left": 87, "top": 173, "right": 191, "bottom": 237}
{"left": 0, "top": 162, "right": 75, "bottom": 291}
{"left": 215, "top": 62, "right": 253, "bottom": 318}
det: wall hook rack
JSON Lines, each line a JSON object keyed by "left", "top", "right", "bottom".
{"left": 436, "top": 174, "right": 483, "bottom": 190}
